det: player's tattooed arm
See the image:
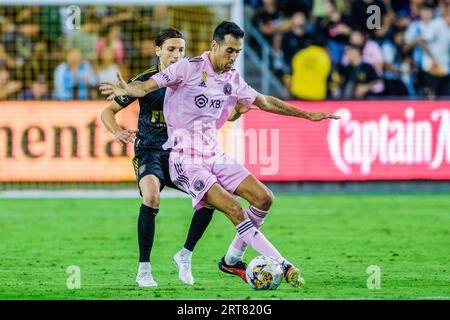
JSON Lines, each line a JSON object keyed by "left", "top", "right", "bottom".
{"left": 227, "top": 108, "right": 241, "bottom": 122}
{"left": 227, "top": 103, "right": 258, "bottom": 122}
{"left": 253, "top": 94, "right": 340, "bottom": 121}
{"left": 100, "top": 72, "right": 158, "bottom": 100}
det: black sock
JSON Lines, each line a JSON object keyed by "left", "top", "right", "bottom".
{"left": 184, "top": 207, "right": 214, "bottom": 251}
{"left": 138, "top": 204, "right": 159, "bottom": 263}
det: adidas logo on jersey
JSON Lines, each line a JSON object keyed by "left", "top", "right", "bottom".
{"left": 198, "top": 71, "right": 207, "bottom": 87}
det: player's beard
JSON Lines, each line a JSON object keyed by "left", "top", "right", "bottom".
{"left": 224, "top": 61, "right": 234, "bottom": 71}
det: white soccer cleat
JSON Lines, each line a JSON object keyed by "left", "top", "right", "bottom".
{"left": 173, "top": 251, "right": 194, "bottom": 285}
{"left": 136, "top": 271, "right": 158, "bottom": 287}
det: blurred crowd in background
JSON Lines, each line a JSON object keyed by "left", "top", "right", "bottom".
{"left": 0, "top": 1, "right": 449, "bottom": 101}
{"left": 247, "top": 0, "right": 450, "bottom": 100}
{"left": 0, "top": 5, "right": 214, "bottom": 101}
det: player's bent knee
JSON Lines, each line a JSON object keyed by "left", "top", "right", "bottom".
{"left": 256, "top": 188, "right": 275, "bottom": 211}
{"left": 142, "top": 193, "right": 160, "bottom": 208}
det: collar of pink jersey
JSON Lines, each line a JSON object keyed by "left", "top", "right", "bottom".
{"left": 201, "top": 51, "right": 233, "bottom": 80}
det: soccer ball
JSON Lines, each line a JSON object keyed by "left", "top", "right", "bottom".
{"left": 245, "top": 255, "right": 283, "bottom": 290}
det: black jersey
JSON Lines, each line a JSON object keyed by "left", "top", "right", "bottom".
{"left": 114, "top": 64, "right": 167, "bottom": 151}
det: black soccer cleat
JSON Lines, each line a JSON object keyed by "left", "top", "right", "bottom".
{"left": 218, "top": 256, "right": 248, "bottom": 282}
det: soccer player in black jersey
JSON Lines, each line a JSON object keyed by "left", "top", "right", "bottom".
{"left": 101, "top": 28, "right": 225, "bottom": 287}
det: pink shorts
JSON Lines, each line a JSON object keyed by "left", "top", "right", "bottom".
{"left": 169, "top": 150, "right": 251, "bottom": 210}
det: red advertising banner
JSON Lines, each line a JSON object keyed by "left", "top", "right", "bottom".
{"left": 242, "top": 101, "right": 450, "bottom": 181}
{"left": 1, "top": 100, "right": 449, "bottom": 182}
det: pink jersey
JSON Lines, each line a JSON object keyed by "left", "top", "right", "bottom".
{"left": 151, "top": 51, "right": 258, "bottom": 156}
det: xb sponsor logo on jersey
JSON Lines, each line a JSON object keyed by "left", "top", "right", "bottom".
{"left": 198, "top": 71, "right": 207, "bottom": 88}
{"left": 209, "top": 99, "right": 224, "bottom": 109}
{"left": 194, "top": 94, "right": 208, "bottom": 108}
{"left": 194, "top": 94, "right": 224, "bottom": 109}
{"left": 194, "top": 180, "right": 205, "bottom": 192}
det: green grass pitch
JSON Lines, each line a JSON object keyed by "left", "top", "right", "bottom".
{"left": 0, "top": 195, "right": 449, "bottom": 300}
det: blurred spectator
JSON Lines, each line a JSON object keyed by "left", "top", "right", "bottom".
{"left": 39, "top": 6, "right": 63, "bottom": 43}
{"left": 404, "top": 3, "right": 444, "bottom": 96}
{"left": 0, "top": 17, "right": 22, "bottom": 69}
{"left": 392, "top": 8, "right": 413, "bottom": 31}
{"left": 96, "top": 7, "right": 134, "bottom": 31}
{"left": 287, "top": 36, "right": 331, "bottom": 100}
{"left": 16, "top": 20, "right": 40, "bottom": 64}
{"left": 313, "top": 0, "right": 346, "bottom": 18}
{"left": 281, "top": 12, "right": 310, "bottom": 66}
{"left": 0, "top": 44, "right": 18, "bottom": 70}
{"left": 315, "top": 0, "right": 354, "bottom": 65}
{"left": 97, "top": 25, "right": 125, "bottom": 64}
{"left": 381, "top": 29, "right": 414, "bottom": 96}
{"left": 418, "top": 7, "right": 450, "bottom": 97}
{"left": 252, "top": 0, "right": 288, "bottom": 43}
{"left": 342, "top": 30, "right": 385, "bottom": 94}
{"left": 340, "top": 45, "right": 384, "bottom": 99}
{"left": 64, "top": 15, "right": 100, "bottom": 63}
{"left": 252, "top": 0, "right": 290, "bottom": 69}
{"left": 397, "top": 0, "right": 426, "bottom": 20}
{"left": 29, "top": 41, "right": 50, "bottom": 84}
{"left": 53, "top": 48, "right": 97, "bottom": 100}
{"left": 129, "top": 39, "right": 158, "bottom": 77}
{"left": 97, "top": 47, "right": 121, "bottom": 83}
{"left": 20, "top": 74, "right": 50, "bottom": 100}
{"left": 345, "top": 30, "right": 384, "bottom": 73}
{"left": 15, "top": 18, "right": 41, "bottom": 85}
{"left": 0, "top": 66, "right": 22, "bottom": 100}
{"left": 404, "top": 3, "right": 434, "bottom": 67}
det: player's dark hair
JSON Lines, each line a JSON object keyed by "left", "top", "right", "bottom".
{"left": 155, "top": 28, "right": 184, "bottom": 47}
{"left": 213, "top": 21, "right": 245, "bottom": 43}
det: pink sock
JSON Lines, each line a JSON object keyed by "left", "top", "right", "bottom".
{"left": 235, "top": 219, "right": 281, "bottom": 261}
{"left": 230, "top": 206, "right": 268, "bottom": 252}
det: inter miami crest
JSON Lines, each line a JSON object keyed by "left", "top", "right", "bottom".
{"left": 223, "top": 83, "right": 232, "bottom": 96}
{"left": 194, "top": 180, "right": 205, "bottom": 191}
{"left": 199, "top": 71, "right": 207, "bottom": 87}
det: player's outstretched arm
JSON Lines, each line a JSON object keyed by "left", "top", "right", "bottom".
{"left": 101, "top": 101, "right": 137, "bottom": 145}
{"left": 227, "top": 103, "right": 258, "bottom": 122}
{"left": 99, "top": 72, "right": 158, "bottom": 100}
{"left": 252, "top": 93, "right": 340, "bottom": 121}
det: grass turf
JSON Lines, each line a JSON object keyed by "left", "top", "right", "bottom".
{"left": 0, "top": 195, "right": 449, "bottom": 300}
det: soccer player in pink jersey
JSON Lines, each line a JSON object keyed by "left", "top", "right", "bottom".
{"left": 101, "top": 21, "right": 339, "bottom": 288}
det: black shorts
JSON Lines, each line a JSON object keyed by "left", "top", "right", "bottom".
{"left": 132, "top": 148, "right": 179, "bottom": 192}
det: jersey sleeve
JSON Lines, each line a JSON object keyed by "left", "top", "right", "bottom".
{"left": 151, "top": 58, "right": 190, "bottom": 89}
{"left": 236, "top": 75, "right": 258, "bottom": 106}
{"left": 215, "top": 108, "right": 232, "bottom": 129}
